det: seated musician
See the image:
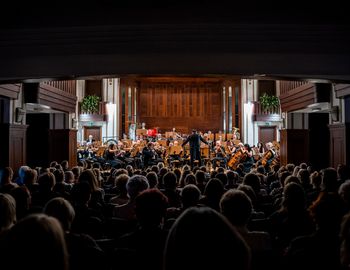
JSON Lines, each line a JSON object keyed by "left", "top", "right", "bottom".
{"left": 86, "top": 143, "right": 99, "bottom": 159}
{"left": 125, "top": 141, "right": 142, "bottom": 169}
{"left": 142, "top": 142, "right": 160, "bottom": 168}
{"left": 168, "top": 141, "right": 183, "bottom": 166}
{"left": 172, "top": 127, "right": 182, "bottom": 140}
{"left": 262, "top": 142, "right": 276, "bottom": 168}
{"left": 212, "top": 141, "right": 227, "bottom": 170}
{"left": 257, "top": 142, "right": 265, "bottom": 156}
{"left": 116, "top": 143, "right": 136, "bottom": 167}
{"left": 242, "top": 144, "right": 254, "bottom": 173}
{"left": 154, "top": 142, "right": 166, "bottom": 160}
{"left": 106, "top": 143, "right": 125, "bottom": 168}
{"left": 205, "top": 130, "right": 214, "bottom": 151}
{"left": 226, "top": 135, "right": 239, "bottom": 155}
{"left": 77, "top": 141, "right": 88, "bottom": 159}
{"left": 86, "top": 134, "right": 95, "bottom": 145}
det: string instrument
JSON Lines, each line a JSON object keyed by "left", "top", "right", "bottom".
{"left": 261, "top": 150, "right": 274, "bottom": 166}
{"left": 130, "top": 144, "right": 140, "bottom": 157}
{"left": 270, "top": 156, "right": 280, "bottom": 168}
{"left": 227, "top": 148, "right": 248, "bottom": 170}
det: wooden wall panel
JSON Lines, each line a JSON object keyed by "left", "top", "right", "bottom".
{"left": 279, "top": 129, "right": 309, "bottom": 166}
{"left": 334, "top": 84, "right": 350, "bottom": 98}
{"left": 329, "top": 124, "right": 349, "bottom": 167}
{"left": 0, "top": 124, "right": 28, "bottom": 174}
{"left": 49, "top": 129, "right": 77, "bottom": 168}
{"left": 85, "top": 80, "right": 102, "bottom": 98}
{"left": 138, "top": 80, "right": 222, "bottom": 134}
{"left": 0, "top": 84, "right": 21, "bottom": 99}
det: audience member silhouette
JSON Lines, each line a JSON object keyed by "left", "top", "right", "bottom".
{"left": 199, "top": 178, "right": 225, "bottom": 211}
{"left": 0, "top": 167, "right": 17, "bottom": 193}
{"left": 110, "top": 174, "right": 129, "bottom": 205}
{"left": 44, "top": 197, "right": 107, "bottom": 270}
{"left": 161, "top": 172, "right": 181, "bottom": 208}
{"left": 0, "top": 193, "right": 16, "bottom": 233}
{"left": 113, "top": 175, "right": 149, "bottom": 220}
{"left": 116, "top": 189, "right": 169, "bottom": 270}
{"left": 70, "top": 182, "right": 104, "bottom": 239}
{"left": 164, "top": 206, "right": 251, "bottom": 270}
{"left": 340, "top": 213, "right": 350, "bottom": 269}
{"left": 268, "top": 182, "right": 314, "bottom": 253}
{"left": 285, "top": 192, "right": 346, "bottom": 269}
{"left": 220, "top": 189, "right": 273, "bottom": 270}
{"left": 0, "top": 213, "right": 69, "bottom": 270}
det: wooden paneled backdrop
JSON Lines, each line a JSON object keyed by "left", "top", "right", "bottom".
{"left": 138, "top": 80, "right": 223, "bottom": 134}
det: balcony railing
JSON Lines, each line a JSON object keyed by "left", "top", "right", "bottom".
{"left": 280, "top": 81, "right": 308, "bottom": 96}
{"left": 252, "top": 101, "right": 281, "bottom": 122}
{"left": 42, "top": 80, "right": 76, "bottom": 96}
{"left": 78, "top": 101, "right": 108, "bottom": 122}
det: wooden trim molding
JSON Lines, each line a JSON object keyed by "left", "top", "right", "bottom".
{"left": 39, "top": 83, "right": 77, "bottom": 113}
{"left": 334, "top": 84, "right": 350, "bottom": 98}
{"left": 0, "top": 84, "right": 21, "bottom": 99}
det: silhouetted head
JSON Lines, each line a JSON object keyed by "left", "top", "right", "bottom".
{"left": 2, "top": 213, "right": 68, "bottom": 270}
{"left": 164, "top": 206, "right": 250, "bottom": 270}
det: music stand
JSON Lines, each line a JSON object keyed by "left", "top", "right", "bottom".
{"left": 136, "top": 129, "right": 148, "bottom": 136}
{"left": 165, "top": 132, "right": 174, "bottom": 138}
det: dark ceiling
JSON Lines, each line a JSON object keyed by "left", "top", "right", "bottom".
{"left": 0, "top": 1, "right": 349, "bottom": 82}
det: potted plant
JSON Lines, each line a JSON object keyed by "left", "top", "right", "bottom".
{"left": 81, "top": 95, "right": 100, "bottom": 114}
{"left": 259, "top": 93, "right": 279, "bottom": 113}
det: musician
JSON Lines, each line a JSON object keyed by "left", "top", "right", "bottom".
{"left": 106, "top": 143, "right": 125, "bottom": 168}
{"left": 182, "top": 129, "right": 208, "bottom": 167}
{"left": 154, "top": 142, "right": 166, "bottom": 159}
{"left": 142, "top": 142, "right": 157, "bottom": 168}
{"left": 172, "top": 127, "right": 182, "bottom": 140}
{"left": 206, "top": 130, "right": 214, "bottom": 150}
{"left": 125, "top": 141, "right": 142, "bottom": 169}
{"left": 242, "top": 143, "right": 254, "bottom": 173}
{"left": 212, "top": 141, "right": 227, "bottom": 170}
{"left": 226, "top": 135, "right": 239, "bottom": 155}
{"left": 257, "top": 142, "right": 265, "bottom": 155}
{"left": 86, "top": 143, "right": 98, "bottom": 159}
{"left": 166, "top": 141, "right": 183, "bottom": 167}
{"left": 86, "top": 134, "right": 95, "bottom": 145}
{"left": 263, "top": 142, "right": 276, "bottom": 168}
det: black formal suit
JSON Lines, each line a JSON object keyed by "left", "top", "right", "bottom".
{"left": 182, "top": 132, "right": 208, "bottom": 167}
{"left": 142, "top": 146, "right": 156, "bottom": 168}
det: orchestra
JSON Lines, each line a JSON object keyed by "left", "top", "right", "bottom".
{"left": 76, "top": 128, "right": 280, "bottom": 171}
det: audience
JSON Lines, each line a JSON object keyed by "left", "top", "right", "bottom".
{"left": 0, "top": 157, "right": 348, "bottom": 270}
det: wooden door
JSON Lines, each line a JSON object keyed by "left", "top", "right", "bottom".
{"left": 84, "top": 126, "right": 101, "bottom": 142}
{"left": 259, "top": 126, "right": 276, "bottom": 146}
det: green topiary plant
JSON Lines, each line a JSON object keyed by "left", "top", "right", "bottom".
{"left": 81, "top": 95, "right": 100, "bottom": 114}
{"left": 259, "top": 93, "right": 279, "bottom": 112}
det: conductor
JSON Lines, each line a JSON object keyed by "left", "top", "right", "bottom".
{"left": 182, "top": 129, "right": 208, "bottom": 167}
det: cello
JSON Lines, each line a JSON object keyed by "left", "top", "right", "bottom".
{"left": 261, "top": 150, "right": 274, "bottom": 166}
{"left": 227, "top": 148, "right": 248, "bottom": 170}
